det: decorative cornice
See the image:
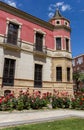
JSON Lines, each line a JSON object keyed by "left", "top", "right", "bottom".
{"left": 49, "top": 17, "right": 70, "bottom": 23}
{"left": 0, "top": 42, "right": 21, "bottom": 51}
{"left": 54, "top": 25, "right": 71, "bottom": 32}
{"left": 0, "top": 2, "right": 54, "bottom": 31}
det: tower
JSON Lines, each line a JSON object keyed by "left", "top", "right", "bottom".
{"left": 49, "top": 9, "right": 73, "bottom": 94}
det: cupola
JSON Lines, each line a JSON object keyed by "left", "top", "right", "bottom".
{"left": 49, "top": 9, "right": 70, "bottom": 28}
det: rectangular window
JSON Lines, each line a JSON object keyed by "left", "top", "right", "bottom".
{"left": 56, "top": 67, "right": 62, "bottom": 81}
{"left": 56, "top": 37, "right": 61, "bottom": 50}
{"left": 67, "top": 67, "right": 70, "bottom": 81}
{"left": 77, "top": 57, "right": 83, "bottom": 64}
{"left": 36, "top": 33, "right": 43, "bottom": 52}
{"left": 3, "top": 58, "right": 15, "bottom": 86}
{"left": 72, "top": 60, "right": 75, "bottom": 67}
{"left": 66, "top": 38, "right": 69, "bottom": 51}
{"left": 7, "top": 23, "right": 19, "bottom": 45}
{"left": 34, "top": 64, "right": 42, "bottom": 88}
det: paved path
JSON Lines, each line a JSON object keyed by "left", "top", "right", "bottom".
{"left": 0, "top": 109, "right": 84, "bottom": 128}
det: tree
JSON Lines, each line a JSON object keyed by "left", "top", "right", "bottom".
{"left": 79, "top": 73, "right": 84, "bottom": 82}
{"left": 73, "top": 72, "right": 84, "bottom": 91}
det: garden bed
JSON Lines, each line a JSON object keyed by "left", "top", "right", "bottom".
{"left": 0, "top": 88, "right": 84, "bottom": 111}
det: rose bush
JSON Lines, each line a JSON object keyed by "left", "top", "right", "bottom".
{"left": 0, "top": 88, "right": 84, "bottom": 111}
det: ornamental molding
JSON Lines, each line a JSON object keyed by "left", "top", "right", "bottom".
{"left": 34, "top": 28, "right": 46, "bottom": 35}
{"left": 6, "top": 18, "right": 22, "bottom": 27}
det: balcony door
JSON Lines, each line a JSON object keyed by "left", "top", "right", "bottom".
{"left": 36, "top": 33, "right": 43, "bottom": 52}
{"left": 7, "top": 23, "right": 19, "bottom": 45}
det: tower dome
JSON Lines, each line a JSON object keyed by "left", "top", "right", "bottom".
{"left": 49, "top": 9, "right": 70, "bottom": 29}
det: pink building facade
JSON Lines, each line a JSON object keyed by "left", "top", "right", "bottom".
{"left": 0, "top": 2, "right": 73, "bottom": 96}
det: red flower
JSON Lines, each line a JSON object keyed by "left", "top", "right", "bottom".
{"left": 81, "top": 98, "right": 84, "bottom": 101}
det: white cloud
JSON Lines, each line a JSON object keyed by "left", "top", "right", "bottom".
{"left": 49, "top": 6, "right": 54, "bottom": 11}
{"left": 48, "top": 12, "right": 54, "bottom": 18}
{"left": 56, "top": 2, "right": 64, "bottom": 8}
{"left": 80, "top": 9, "right": 84, "bottom": 12}
{"left": 48, "top": 2, "right": 71, "bottom": 12}
{"left": 4, "top": 0, "right": 17, "bottom": 7}
{"left": 48, "top": 4, "right": 56, "bottom": 11}
{"left": 61, "top": 4, "right": 71, "bottom": 12}
{"left": 48, "top": 2, "right": 71, "bottom": 18}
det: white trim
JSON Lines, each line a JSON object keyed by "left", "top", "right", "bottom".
{"left": 34, "top": 28, "right": 46, "bottom": 35}
{"left": 4, "top": 55, "right": 17, "bottom": 60}
{"left": 6, "top": 18, "right": 22, "bottom": 39}
{"left": 34, "top": 28, "right": 46, "bottom": 46}
{"left": 0, "top": 34, "right": 4, "bottom": 37}
{"left": 64, "top": 36, "right": 71, "bottom": 52}
{"left": 6, "top": 18, "right": 22, "bottom": 26}
{"left": 54, "top": 36, "right": 62, "bottom": 50}
{"left": 34, "top": 61, "right": 44, "bottom": 65}
{"left": 55, "top": 20, "right": 61, "bottom": 25}
{"left": 64, "top": 20, "right": 69, "bottom": 27}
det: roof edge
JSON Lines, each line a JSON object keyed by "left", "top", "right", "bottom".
{"left": 73, "top": 54, "right": 84, "bottom": 59}
{"left": 0, "top": 1, "right": 54, "bottom": 31}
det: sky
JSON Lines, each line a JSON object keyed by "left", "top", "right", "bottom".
{"left": 1, "top": 0, "right": 84, "bottom": 57}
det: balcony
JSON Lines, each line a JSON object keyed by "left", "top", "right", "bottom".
{"left": 3, "top": 35, "right": 22, "bottom": 51}
{"left": 33, "top": 43, "right": 47, "bottom": 57}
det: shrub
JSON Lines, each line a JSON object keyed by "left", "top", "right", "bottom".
{"left": 52, "top": 96, "right": 70, "bottom": 109}
{"left": 30, "top": 96, "right": 47, "bottom": 109}
{"left": 52, "top": 90, "right": 70, "bottom": 109}
{"left": 71, "top": 90, "right": 84, "bottom": 110}
{"left": 63, "top": 97, "right": 70, "bottom": 108}
{"left": 16, "top": 98, "right": 24, "bottom": 110}
{"left": 0, "top": 89, "right": 77, "bottom": 111}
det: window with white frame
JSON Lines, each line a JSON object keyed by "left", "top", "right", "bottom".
{"left": 34, "top": 29, "right": 46, "bottom": 53}
{"left": 34, "top": 32, "right": 44, "bottom": 52}
{"left": 7, "top": 22, "right": 19, "bottom": 45}
{"left": 5, "top": 19, "right": 22, "bottom": 46}
{"left": 64, "top": 21, "right": 69, "bottom": 26}
{"left": 56, "top": 20, "right": 61, "bottom": 25}
{"left": 56, "top": 37, "right": 61, "bottom": 50}
{"left": 77, "top": 57, "right": 83, "bottom": 65}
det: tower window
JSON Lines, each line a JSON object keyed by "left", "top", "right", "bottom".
{"left": 56, "top": 67, "right": 62, "bottom": 81}
{"left": 56, "top": 37, "right": 61, "bottom": 50}
{"left": 65, "top": 22, "right": 67, "bottom": 25}
{"left": 56, "top": 21, "right": 60, "bottom": 24}
{"left": 67, "top": 67, "right": 70, "bottom": 81}
{"left": 66, "top": 38, "right": 69, "bottom": 51}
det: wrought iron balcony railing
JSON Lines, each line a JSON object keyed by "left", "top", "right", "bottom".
{"left": 3, "top": 34, "right": 22, "bottom": 48}
{"left": 33, "top": 43, "right": 47, "bottom": 55}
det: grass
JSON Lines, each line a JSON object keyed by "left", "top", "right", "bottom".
{"left": 1, "top": 118, "right": 84, "bottom": 130}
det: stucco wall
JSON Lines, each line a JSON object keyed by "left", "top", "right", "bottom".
{"left": 15, "top": 52, "right": 34, "bottom": 80}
